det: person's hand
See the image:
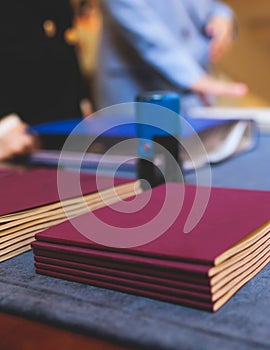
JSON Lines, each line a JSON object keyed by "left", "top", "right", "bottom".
{"left": 80, "top": 98, "right": 93, "bottom": 117}
{"left": 0, "top": 114, "right": 39, "bottom": 161}
{"left": 205, "top": 15, "right": 234, "bottom": 62}
{"left": 191, "top": 75, "right": 248, "bottom": 97}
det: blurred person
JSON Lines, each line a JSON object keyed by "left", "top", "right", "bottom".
{"left": 72, "top": 0, "right": 102, "bottom": 111}
{"left": 0, "top": 0, "right": 91, "bottom": 160}
{"left": 95, "top": 0, "right": 248, "bottom": 113}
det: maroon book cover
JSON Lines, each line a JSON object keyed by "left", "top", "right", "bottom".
{"left": 0, "top": 167, "right": 19, "bottom": 178}
{"left": 32, "top": 240, "right": 210, "bottom": 275}
{"left": 36, "top": 258, "right": 269, "bottom": 312}
{"left": 0, "top": 167, "right": 133, "bottom": 216}
{"left": 34, "top": 255, "right": 211, "bottom": 292}
{"left": 33, "top": 238, "right": 269, "bottom": 294}
{"left": 35, "top": 183, "right": 270, "bottom": 265}
{"left": 35, "top": 261, "right": 212, "bottom": 301}
{"left": 36, "top": 267, "right": 214, "bottom": 311}
{"left": 32, "top": 245, "right": 210, "bottom": 285}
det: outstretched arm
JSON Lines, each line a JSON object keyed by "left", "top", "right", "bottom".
{"left": 206, "top": 1, "right": 236, "bottom": 62}
{"left": 101, "top": 0, "right": 206, "bottom": 90}
{"left": 101, "top": 0, "right": 247, "bottom": 98}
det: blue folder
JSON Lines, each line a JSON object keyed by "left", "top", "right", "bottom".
{"left": 29, "top": 114, "right": 257, "bottom": 176}
{"left": 32, "top": 115, "right": 228, "bottom": 139}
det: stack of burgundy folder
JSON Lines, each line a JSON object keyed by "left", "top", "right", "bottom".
{"left": 0, "top": 168, "right": 139, "bottom": 262}
{"left": 32, "top": 183, "right": 270, "bottom": 312}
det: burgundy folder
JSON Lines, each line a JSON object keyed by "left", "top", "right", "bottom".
{"left": 32, "top": 240, "right": 210, "bottom": 276}
{"left": 36, "top": 267, "right": 214, "bottom": 311}
{"left": 0, "top": 167, "right": 133, "bottom": 216}
{"left": 34, "top": 254, "right": 210, "bottom": 291}
{"left": 34, "top": 250, "right": 270, "bottom": 312}
{"left": 33, "top": 182, "right": 270, "bottom": 311}
{"left": 32, "top": 238, "right": 270, "bottom": 297}
{"left": 35, "top": 183, "right": 270, "bottom": 265}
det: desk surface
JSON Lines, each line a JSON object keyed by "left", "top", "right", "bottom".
{"left": 0, "top": 312, "right": 137, "bottom": 350}
{"left": 1, "top": 134, "right": 270, "bottom": 350}
{"left": 185, "top": 133, "right": 270, "bottom": 191}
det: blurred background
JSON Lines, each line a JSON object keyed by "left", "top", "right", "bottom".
{"left": 71, "top": 0, "right": 270, "bottom": 109}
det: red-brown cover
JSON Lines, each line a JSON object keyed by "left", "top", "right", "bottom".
{"left": 34, "top": 261, "right": 212, "bottom": 301}
{"left": 35, "top": 255, "right": 211, "bottom": 292}
{"left": 31, "top": 240, "right": 210, "bottom": 275}
{"left": 35, "top": 267, "right": 214, "bottom": 311}
{"left": 35, "top": 183, "right": 270, "bottom": 264}
{"left": 0, "top": 167, "right": 133, "bottom": 216}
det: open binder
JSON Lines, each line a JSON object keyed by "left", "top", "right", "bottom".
{"left": 30, "top": 113, "right": 257, "bottom": 174}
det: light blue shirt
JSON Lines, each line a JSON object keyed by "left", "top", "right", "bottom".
{"left": 95, "top": 0, "right": 233, "bottom": 113}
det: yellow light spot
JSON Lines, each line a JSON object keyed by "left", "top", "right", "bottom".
{"left": 43, "top": 20, "right": 56, "bottom": 38}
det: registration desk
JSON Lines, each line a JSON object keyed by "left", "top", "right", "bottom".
{"left": 0, "top": 133, "right": 270, "bottom": 350}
